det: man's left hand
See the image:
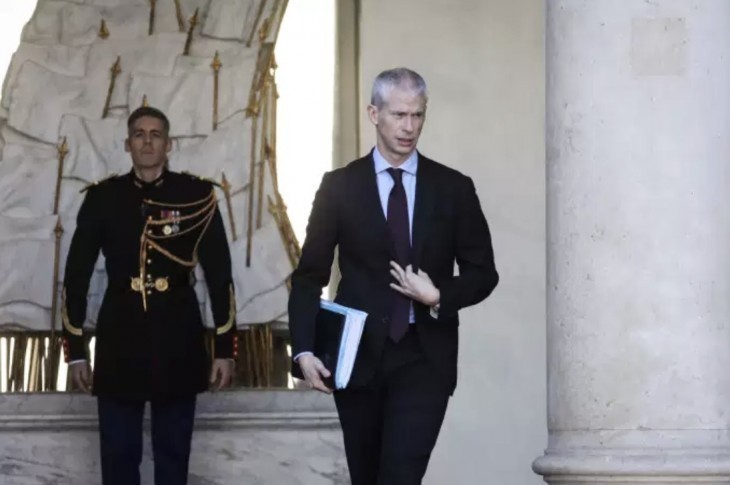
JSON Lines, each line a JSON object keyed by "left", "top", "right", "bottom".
{"left": 389, "top": 262, "right": 440, "bottom": 306}
{"left": 210, "top": 358, "right": 235, "bottom": 391}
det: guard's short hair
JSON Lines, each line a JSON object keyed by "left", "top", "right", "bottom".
{"left": 127, "top": 106, "right": 170, "bottom": 135}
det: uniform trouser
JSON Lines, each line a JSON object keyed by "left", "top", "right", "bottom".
{"left": 334, "top": 326, "right": 451, "bottom": 485}
{"left": 97, "top": 395, "right": 197, "bottom": 485}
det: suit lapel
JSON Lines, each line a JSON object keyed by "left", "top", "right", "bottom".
{"left": 411, "top": 154, "right": 436, "bottom": 270}
{"left": 352, "top": 154, "right": 396, "bottom": 259}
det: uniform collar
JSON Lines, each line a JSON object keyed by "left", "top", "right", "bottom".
{"left": 131, "top": 167, "right": 167, "bottom": 189}
{"left": 373, "top": 146, "right": 418, "bottom": 176}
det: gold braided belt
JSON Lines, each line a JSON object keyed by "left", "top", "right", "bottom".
{"left": 130, "top": 276, "right": 170, "bottom": 293}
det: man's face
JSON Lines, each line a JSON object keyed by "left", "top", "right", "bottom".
{"left": 125, "top": 115, "right": 171, "bottom": 170}
{"left": 367, "top": 86, "right": 427, "bottom": 165}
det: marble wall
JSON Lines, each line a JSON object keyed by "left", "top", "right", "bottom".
{"left": 0, "top": 390, "right": 347, "bottom": 484}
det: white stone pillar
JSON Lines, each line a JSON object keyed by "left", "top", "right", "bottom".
{"left": 534, "top": 1, "right": 730, "bottom": 483}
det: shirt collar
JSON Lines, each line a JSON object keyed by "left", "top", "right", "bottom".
{"left": 373, "top": 146, "right": 418, "bottom": 176}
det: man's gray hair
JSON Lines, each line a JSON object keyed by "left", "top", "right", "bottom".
{"left": 370, "top": 67, "right": 428, "bottom": 108}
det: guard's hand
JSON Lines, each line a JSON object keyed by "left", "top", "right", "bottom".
{"left": 389, "top": 262, "right": 440, "bottom": 306}
{"left": 298, "top": 354, "right": 332, "bottom": 394}
{"left": 209, "top": 358, "right": 235, "bottom": 391}
{"left": 70, "top": 361, "right": 93, "bottom": 394}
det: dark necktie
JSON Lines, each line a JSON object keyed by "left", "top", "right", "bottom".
{"left": 386, "top": 168, "right": 411, "bottom": 342}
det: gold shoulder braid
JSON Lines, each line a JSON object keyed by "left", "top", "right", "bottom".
{"left": 79, "top": 173, "right": 118, "bottom": 193}
{"left": 181, "top": 170, "right": 223, "bottom": 189}
{"left": 137, "top": 188, "right": 217, "bottom": 311}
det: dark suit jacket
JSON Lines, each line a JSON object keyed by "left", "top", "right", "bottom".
{"left": 288, "top": 152, "right": 498, "bottom": 393}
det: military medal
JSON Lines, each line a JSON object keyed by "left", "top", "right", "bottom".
{"left": 163, "top": 225, "right": 173, "bottom": 235}
{"left": 172, "top": 210, "right": 180, "bottom": 233}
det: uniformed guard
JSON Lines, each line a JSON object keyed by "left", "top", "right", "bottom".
{"left": 62, "top": 106, "right": 237, "bottom": 485}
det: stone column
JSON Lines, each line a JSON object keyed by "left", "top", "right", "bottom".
{"left": 534, "top": 1, "right": 730, "bottom": 483}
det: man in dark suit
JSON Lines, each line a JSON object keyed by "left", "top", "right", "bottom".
{"left": 62, "top": 106, "right": 237, "bottom": 485}
{"left": 289, "top": 68, "right": 499, "bottom": 484}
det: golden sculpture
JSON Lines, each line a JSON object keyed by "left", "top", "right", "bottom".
{"left": 183, "top": 8, "right": 199, "bottom": 56}
{"left": 220, "top": 172, "right": 237, "bottom": 242}
{"left": 148, "top": 0, "right": 157, "bottom": 35}
{"left": 102, "top": 56, "right": 122, "bottom": 119}
{"left": 173, "top": 0, "right": 186, "bottom": 32}
{"left": 211, "top": 51, "right": 222, "bottom": 131}
{"left": 99, "top": 19, "right": 110, "bottom": 39}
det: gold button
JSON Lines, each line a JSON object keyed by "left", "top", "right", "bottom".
{"left": 147, "top": 259, "right": 152, "bottom": 264}
{"left": 154, "top": 278, "right": 169, "bottom": 292}
{"left": 146, "top": 274, "right": 152, "bottom": 280}
{"left": 147, "top": 216, "right": 152, "bottom": 221}
{"left": 146, "top": 290, "right": 152, "bottom": 295}
{"left": 147, "top": 230, "right": 153, "bottom": 235}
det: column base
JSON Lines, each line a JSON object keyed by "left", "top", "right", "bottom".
{"left": 533, "top": 430, "right": 730, "bottom": 484}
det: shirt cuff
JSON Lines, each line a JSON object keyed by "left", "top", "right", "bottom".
{"left": 293, "top": 351, "right": 313, "bottom": 363}
{"left": 429, "top": 303, "right": 440, "bottom": 319}
{"left": 68, "top": 359, "right": 87, "bottom": 365}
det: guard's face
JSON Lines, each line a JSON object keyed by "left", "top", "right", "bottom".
{"left": 367, "top": 87, "right": 427, "bottom": 165}
{"left": 125, "top": 116, "right": 172, "bottom": 170}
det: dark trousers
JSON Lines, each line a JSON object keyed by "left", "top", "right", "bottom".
{"left": 334, "top": 327, "right": 451, "bottom": 485}
{"left": 97, "top": 396, "right": 197, "bottom": 485}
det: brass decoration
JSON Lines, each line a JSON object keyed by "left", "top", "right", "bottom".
{"left": 268, "top": 193, "right": 300, "bottom": 269}
{"left": 163, "top": 225, "right": 172, "bottom": 235}
{"left": 154, "top": 277, "right": 169, "bottom": 292}
{"left": 211, "top": 51, "right": 222, "bottom": 131}
{"left": 270, "top": 74, "right": 279, "bottom": 192}
{"left": 130, "top": 277, "right": 143, "bottom": 292}
{"left": 50, "top": 218, "right": 65, "bottom": 343}
{"left": 246, "top": 111, "right": 258, "bottom": 267}
{"left": 220, "top": 172, "right": 237, "bottom": 241}
{"left": 53, "top": 137, "right": 68, "bottom": 215}
{"left": 148, "top": 0, "right": 157, "bottom": 35}
{"left": 142, "top": 94, "right": 149, "bottom": 107}
{"left": 183, "top": 8, "right": 199, "bottom": 56}
{"left": 98, "top": 19, "right": 110, "bottom": 39}
{"left": 256, "top": 77, "right": 270, "bottom": 230}
{"left": 50, "top": 137, "right": 69, "bottom": 347}
{"left": 102, "top": 56, "right": 122, "bottom": 119}
{"left": 247, "top": 0, "right": 268, "bottom": 47}
{"left": 173, "top": 0, "right": 186, "bottom": 31}
{"left": 258, "top": 17, "right": 271, "bottom": 43}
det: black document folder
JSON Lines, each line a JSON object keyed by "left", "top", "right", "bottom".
{"left": 291, "top": 300, "right": 367, "bottom": 389}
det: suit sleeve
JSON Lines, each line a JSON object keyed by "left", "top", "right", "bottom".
{"left": 198, "top": 198, "right": 237, "bottom": 359}
{"left": 62, "top": 188, "right": 103, "bottom": 362}
{"left": 288, "top": 171, "right": 339, "bottom": 356}
{"left": 436, "top": 176, "right": 498, "bottom": 319}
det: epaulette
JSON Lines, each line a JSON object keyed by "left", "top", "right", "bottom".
{"left": 79, "top": 173, "right": 118, "bottom": 193}
{"left": 181, "top": 170, "right": 223, "bottom": 189}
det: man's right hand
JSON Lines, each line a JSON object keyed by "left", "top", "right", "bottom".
{"left": 298, "top": 355, "right": 332, "bottom": 394}
{"left": 70, "top": 361, "right": 93, "bottom": 393}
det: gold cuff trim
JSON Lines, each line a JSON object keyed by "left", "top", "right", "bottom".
{"left": 216, "top": 285, "right": 236, "bottom": 335}
{"left": 61, "top": 288, "right": 83, "bottom": 337}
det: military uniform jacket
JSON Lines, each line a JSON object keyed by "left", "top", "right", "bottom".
{"left": 62, "top": 169, "right": 237, "bottom": 400}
